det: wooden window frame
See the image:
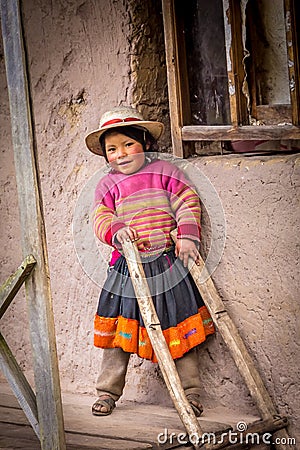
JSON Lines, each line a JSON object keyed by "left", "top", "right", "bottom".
{"left": 162, "top": 0, "right": 300, "bottom": 157}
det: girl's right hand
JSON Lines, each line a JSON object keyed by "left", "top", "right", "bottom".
{"left": 116, "top": 226, "right": 139, "bottom": 244}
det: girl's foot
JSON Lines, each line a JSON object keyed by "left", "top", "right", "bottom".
{"left": 186, "top": 394, "right": 204, "bottom": 417}
{"left": 92, "top": 395, "right": 116, "bottom": 416}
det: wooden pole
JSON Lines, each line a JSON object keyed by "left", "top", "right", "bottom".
{"left": 122, "top": 240, "right": 206, "bottom": 449}
{"left": 161, "top": 0, "right": 185, "bottom": 158}
{"left": 0, "top": 333, "right": 39, "bottom": 438}
{"left": 170, "top": 232, "right": 295, "bottom": 450}
{"left": 0, "top": 1, "right": 66, "bottom": 449}
{"left": 0, "top": 256, "right": 38, "bottom": 436}
{"left": 0, "top": 255, "right": 36, "bottom": 319}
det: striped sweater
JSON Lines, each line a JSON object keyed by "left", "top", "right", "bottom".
{"left": 93, "top": 159, "right": 201, "bottom": 263}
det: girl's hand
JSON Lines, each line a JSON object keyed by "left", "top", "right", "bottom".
{"left": 175, "top": 238, "right": 200, "bottom": 268}
{"left": 115, "top": 226, "right": 138, "bottom": 245}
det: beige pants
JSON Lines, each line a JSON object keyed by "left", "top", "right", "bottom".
{"left": 96, "top": 347, "right": 202, "bottom": 402}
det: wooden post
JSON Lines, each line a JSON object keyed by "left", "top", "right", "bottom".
{"left": 222, "top": 0, "right": 249, "bottom": 126}
{"left": 0, "top": 1, "right": 66, "bottom": 449}
{"left": 122, "top": 240, "right": 206, "bottom": 449}
{"left": 0, "top": 255, "right": 36, "bottom": 319}
{"left": 161, "top": 0, "right": 185, "bottom": 158}
{"left": 0, "top": 333, "right": 39, "bottom": 437}
{"left": 0, "top": 256, "right": 39, "bottom": 436}
{"left": 170, "top": 232, "right": 295, "bottom": 450}
{"left": 284, "top": 0, "right": 300, "bottom": 125}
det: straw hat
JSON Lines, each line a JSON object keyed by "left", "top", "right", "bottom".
{"left": 85, "top": 106, "right": 164, "bottom": 156}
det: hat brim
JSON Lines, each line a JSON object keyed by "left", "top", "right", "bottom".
{"left": 85, "top": 120, "right": 164, "bottom": 156}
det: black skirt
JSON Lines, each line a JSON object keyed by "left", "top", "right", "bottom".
{"left": 94, "top": 249, "right": 215, "bottom": 362}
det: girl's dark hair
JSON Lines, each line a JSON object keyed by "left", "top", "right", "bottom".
{"left": 100, "top": 126, "right": 159, "bottom": 161}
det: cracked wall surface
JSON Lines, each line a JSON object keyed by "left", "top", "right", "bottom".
{"left": 0, "top": 0, "right": 299, "bottom": 442}
{"left": 195, "top": 155, "right": 300, "bottom": 431}
{"left": 126, "top": 0, "right": 170, "bottom": 149}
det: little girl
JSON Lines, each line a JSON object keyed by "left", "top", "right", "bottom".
{"left": 85, "top": 106, "right": 215, "bottom": 417}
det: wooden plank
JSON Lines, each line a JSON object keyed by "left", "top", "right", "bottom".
{"left": 0, "top": 333, "right": 39, "bottom": 437}
{"left": 222, "top": 0, "right": 239, "bottom": 126}
{"left": 284, "top": 0, "right": 300, "bottom": 125}
{"left": 0, "top": 1, "right": 66, "bottom": 449}
{"left": 161, "top": 0, "right": 184, "bottom": 157}
{"left": 2, "top": 412, "right": 287, "bottom": 450}
{"left": 7, "top": 386, "right": 292, "bottom": 449}
{"left": 0, "top": 403, "right": 176, "bottom": 447}
{"left": 3, "top": 395, "right": 252, "bottom": 444}
{"left": 0, "top": 423, "right": 41, "bottom": 450}
{"left": 182, "top": 124, "right": 300, "bottom": 141}
{"left": 222, "top": 0, "right": 249, "bottom": 126}
{"left": 169, "top": 233, "right": 295, "bottom": 450}
{"left": 0, "top": 421, "right": 153, "bottom": 450}
{"left": 121, "top": 240, "right": 206, "bottom": 449}
{"left": 170, "top": 2, "right": 194, "bottom": 158}
{"left": 0, "top": 255, "right": 36, "bottom": 319}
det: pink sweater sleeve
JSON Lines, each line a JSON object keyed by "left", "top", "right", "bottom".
{"left": 162, "top": 164, "right": 201, "bottom": 241}
{"left": 93, "top": 178, "right": 126, "bottom": 246}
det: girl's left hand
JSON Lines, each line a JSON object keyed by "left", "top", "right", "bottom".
{"left": 175, "top": 238, "right": 200, "bottom": 268}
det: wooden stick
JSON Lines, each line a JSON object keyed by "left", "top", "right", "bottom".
{"left": 0, "top": 255, "right": 39, "bottom": 436}
{"left": 161, "top": 0, "right": 185, "bottom": 157}
{"left": 0, "top": 333, "right": 39, "bottom": 437}
{"left": 171, "top": 232, "right": 295, "bottom": 449}
{"left": 121, "top": 240, "right": 206, "bottom": 449}
{"left": 0, "top": 255, "right": 36, "bottom": 319}
{"left": 0, "top": 2, "right": 66, "bottom": 449}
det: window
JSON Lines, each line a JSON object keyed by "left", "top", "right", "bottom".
{"left": 162, "top": 0, "right": 300, "bottom": 157}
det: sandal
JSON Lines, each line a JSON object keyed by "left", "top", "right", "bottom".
{"left": 186, "top": 394, "right": 204, "bottom": 417}
{"left": 92, "top": 395, "right": 116, "bottom": 416}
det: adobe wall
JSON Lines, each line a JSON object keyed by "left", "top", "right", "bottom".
{"left": 0, "top": 0, "right": 299, "bottom": 441}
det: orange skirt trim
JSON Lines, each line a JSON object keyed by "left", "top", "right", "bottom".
{"left": 94, "top": 306, "right": 215, "bottom": 362}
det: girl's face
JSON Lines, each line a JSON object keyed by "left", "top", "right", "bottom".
{"left": 105, "top": 131, "right": 146, "bottom": 174}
